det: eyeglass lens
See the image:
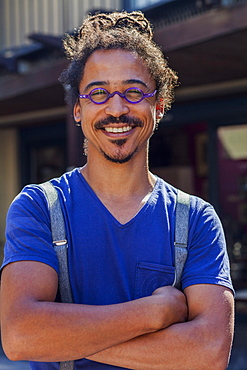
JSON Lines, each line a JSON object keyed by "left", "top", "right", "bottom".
{"left": 90, "top": 88, "right": 144, "bottom": 103}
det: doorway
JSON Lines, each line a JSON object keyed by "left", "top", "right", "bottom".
{"left": 217, "top": 123, "right": 247, "bottom": 289}
{"left": 19, "top": 122, "right": 67, "bottom": 187}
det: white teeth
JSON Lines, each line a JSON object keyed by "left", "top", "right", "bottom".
{"left": 104, "top": 126, "right": 132, "bottom": 133}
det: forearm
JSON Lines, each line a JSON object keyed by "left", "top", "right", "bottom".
{"left": 1, "top": 263, "right": 187, "bottom": 363}
{"left": 87, "top": 317, "right": 232, "bottom": 370}
{"left": 87, "top": 287, "right": 234, "bottom": 370}
{"left": 2, "top": 297, "right": 159, "bottom": 362}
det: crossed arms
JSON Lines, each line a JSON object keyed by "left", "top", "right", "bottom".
{"left": 1, "top": 260, "right": 234, "bottom": 369}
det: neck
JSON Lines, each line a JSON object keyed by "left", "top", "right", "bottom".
{"left": 81, "top": 150, "right": 155, "bottom": 200}
{"left": 80, "top": 147, "right": 156, "bottom": 224}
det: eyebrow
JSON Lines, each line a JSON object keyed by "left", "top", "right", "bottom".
{"left": 84, "top": 78, "right": 148, "bottom": 92}
{"left": 84, "top": 81, "right": 108, "bottom": 92}
{"left": 123, "top": 79, "right": 148, "bottom": 88}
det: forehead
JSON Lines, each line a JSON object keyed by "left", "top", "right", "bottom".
{"left": 80, "top": 49, "right": 155, "bottom": 89}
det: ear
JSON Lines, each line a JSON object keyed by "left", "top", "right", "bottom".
{"left": 73, "top": 102, "right": 82, "bottom": 125}
{"left": 155, "top": 98, "right": 165, "bottom": 122}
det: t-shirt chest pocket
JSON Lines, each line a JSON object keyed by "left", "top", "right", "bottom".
{"left": 134, "top": 261, "right": 175, "bottom": 299}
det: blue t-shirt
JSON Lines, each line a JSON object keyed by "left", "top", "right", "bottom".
{"left": 2, "top": 168, "right": 233, "bottom": 369}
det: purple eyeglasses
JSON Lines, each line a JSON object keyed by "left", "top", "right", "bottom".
{"left": 78, "top": 87, "right": 157, "bottom": 104}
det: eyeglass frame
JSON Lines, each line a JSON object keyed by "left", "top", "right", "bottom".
{"left": 78, "top": 87, "right": 157, "bottom": 105}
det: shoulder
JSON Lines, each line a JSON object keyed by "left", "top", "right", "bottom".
{"left": 6, "top": 168, "right": 82, "bottom": 234}
{"left": 154, "top": 176, "right": 224, "bottom": 243}
{"left": 154, "top": 176, "right": 213, "bottom": 214}
{"left": 3, "top": 169, "right": 80, "bottom": 273}
{"left": 7, "top": 184, "right": 48, "bottom": 223}
{"left": 12, "top": 168, "right": 80, "bottom": 206}
{"left": 49, "top": 167, "right": 81, "bottom": 187}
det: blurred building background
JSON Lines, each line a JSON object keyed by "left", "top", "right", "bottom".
{"left": 0, "top": 0, "right": 247, "bottom": 367}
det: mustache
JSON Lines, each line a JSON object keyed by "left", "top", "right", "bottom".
{"left": 94, "top": 115, "right": 144, "bottom": 129}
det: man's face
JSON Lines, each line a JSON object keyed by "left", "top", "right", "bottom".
{"left": 74, "top": 49, "right": 158, "bottom": 164}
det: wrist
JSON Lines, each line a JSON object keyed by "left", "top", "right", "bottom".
{"left": 133, "top": 295, "right": 165, "bottom": 333}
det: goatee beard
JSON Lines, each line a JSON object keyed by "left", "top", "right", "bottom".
{"left": 111, "top": 139, "right": 127, "bottom": 147}
{"left": 94, "top": 114, "right": 143, "bottom": 163}
{"left": 101, "top": 147, "right": 137, "bottom": 164}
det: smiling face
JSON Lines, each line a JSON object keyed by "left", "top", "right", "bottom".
{"left": 74, "top": 49, "right": 160, "bottom": 164}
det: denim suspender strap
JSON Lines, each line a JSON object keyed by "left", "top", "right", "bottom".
{"left": 39, "top": 182, "right": 74, "bottom": 370}
{"left": 173, "top": 189, "right": 190, "bottom": 289}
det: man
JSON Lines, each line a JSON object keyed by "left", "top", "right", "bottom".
{"left": 1, "top": 11, "right": 234, "bottom": 370}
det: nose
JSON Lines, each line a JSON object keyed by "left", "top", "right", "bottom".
{"left": 104, "top": 94, "right": 130, "bottom": 118}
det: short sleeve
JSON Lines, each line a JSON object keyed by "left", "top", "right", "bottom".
{"left": 182, "top": 198, "right": 233, "bottom": 292}
{"left": 1, "top": 185, "right": 59, "bottom": 274}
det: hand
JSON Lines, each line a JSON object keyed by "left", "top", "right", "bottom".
{"left": 149, "top": 286, "right": 188, "bottom": 330}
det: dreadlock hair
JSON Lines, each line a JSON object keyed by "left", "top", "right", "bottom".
{"left": 59, "top": 11, "right": 178, "bottom": 111}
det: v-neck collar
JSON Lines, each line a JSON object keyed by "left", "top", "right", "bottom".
{"left": 77, "top": 169, "right": 159, "bottom": 228}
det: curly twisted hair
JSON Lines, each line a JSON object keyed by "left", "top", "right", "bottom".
{"left": 59, "top": 11, "right": 178, "bottom": 111}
